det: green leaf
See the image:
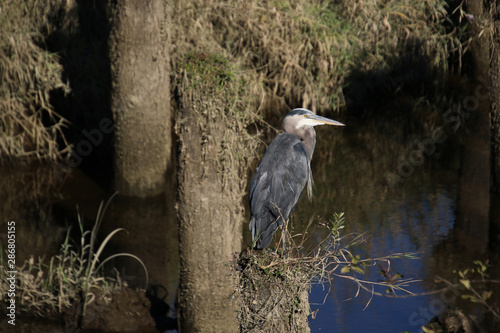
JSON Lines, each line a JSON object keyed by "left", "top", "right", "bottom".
{"left": 351, "top": 266, "right": 365, "bottom": 275}
{"left": 340, "top": 266, "right": 351, "bottom": 274}
{"left": 482, "top": 291, "right": 493, "bottom": 301}
{"left": 461, "top": 294, "right": 480, "bottom": 303}
{"left": 458, "top": 269, "right": 469, "bottom": 279}
{"left": 460, "top": 279, "right": 471, "bottom": 290}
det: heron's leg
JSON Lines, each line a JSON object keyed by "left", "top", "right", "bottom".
{"left": 281, "top": 219, "right": 288, "bottom": 254}
{"left": 282, "top": 228, "right": 286, "bottom": 253}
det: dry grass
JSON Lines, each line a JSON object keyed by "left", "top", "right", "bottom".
{"left": 168, "top": 0, "right": 461, "bottom": 114}
{"left": 231, "top": 213, "right": 420, "bottom": 331}
{"left": 234, "top": 251, "right": 311, "bottom": 332}
{"left": 1, "top": 0, "right": 463, "bottom": 162}
{"left": 0, "top": 0, "right": 71, "bottom": 162}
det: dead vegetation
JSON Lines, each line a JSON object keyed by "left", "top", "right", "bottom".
{"left": 1, "top": 0, "right": 463, "bottom": 162}
{"left": 231, "top": 213, "right": 420, "bottom": 331}
{"left": 0, "top": 0, "right": 71, "bottom": 162}
{"left": 234, "top": 251, "right": 311, "bottom": 332}
{"left": 168, "top": 0, "right": 461, "bottom": 114}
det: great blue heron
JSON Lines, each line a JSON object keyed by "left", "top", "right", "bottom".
{"left": 249, "top": 108, "right": 345, "bottom": 249}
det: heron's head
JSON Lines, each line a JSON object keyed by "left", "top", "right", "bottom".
{"left": 283, "top": 108, "right": 345, "bottom": 132}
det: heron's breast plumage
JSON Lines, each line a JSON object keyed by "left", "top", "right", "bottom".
{"left": 249, "top": 133, "right": 309, "bottom": 248}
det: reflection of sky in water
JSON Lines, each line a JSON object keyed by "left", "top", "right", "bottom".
{"left": 306, "top": 185, "right": 457, "bottom": 332}
{"left": 292, "top": 141, "right": 458, "bottom": 332}
{"left": 304, "top": 188, "right": 454, "bottom": 332}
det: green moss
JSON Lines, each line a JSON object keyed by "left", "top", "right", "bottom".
{"left": 178, "top": 53, "right": 235, "bottom": 92}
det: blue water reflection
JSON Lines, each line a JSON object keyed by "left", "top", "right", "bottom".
{"left": 291, "top": 127, "right": 461, "bottom": 332}
{"left": 308, "top": 187, "right": 457, "bottom": 332}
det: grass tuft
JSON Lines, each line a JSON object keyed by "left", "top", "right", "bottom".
{"left": 0, "top": 195, "right": 148, "bottom": 317}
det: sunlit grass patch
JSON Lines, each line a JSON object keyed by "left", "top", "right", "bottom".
{"left": 0, "top": 195, "right": 148, "bottom": 317}
{"left": 169, "top": 0, "right": 462, "bottom": 114}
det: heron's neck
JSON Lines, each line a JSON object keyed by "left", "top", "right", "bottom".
{"left": 299, "top": 126, "right": 316, "bottom": 162}
{"left": 300, "top": 126, "right": 316, "bottom": 200}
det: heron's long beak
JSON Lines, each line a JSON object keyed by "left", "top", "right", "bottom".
{"left": 308, "top": 114, "right": 345, "bottom": 126}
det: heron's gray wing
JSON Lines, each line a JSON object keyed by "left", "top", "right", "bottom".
{"left": 249, "top": 133, "right": 309, "bottom": 248}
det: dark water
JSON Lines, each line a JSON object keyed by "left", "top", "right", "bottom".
{"left": 0, "top": 165, "right": 179, "bottom": 331}
{"left": 1, "top": 114, "right": 499, "bottom": 332}
{"left": 306, "top": 165, "right": 458, "bottom": 332}
{"left": 293, "top": 117, "right": 500, "bottom": 332}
